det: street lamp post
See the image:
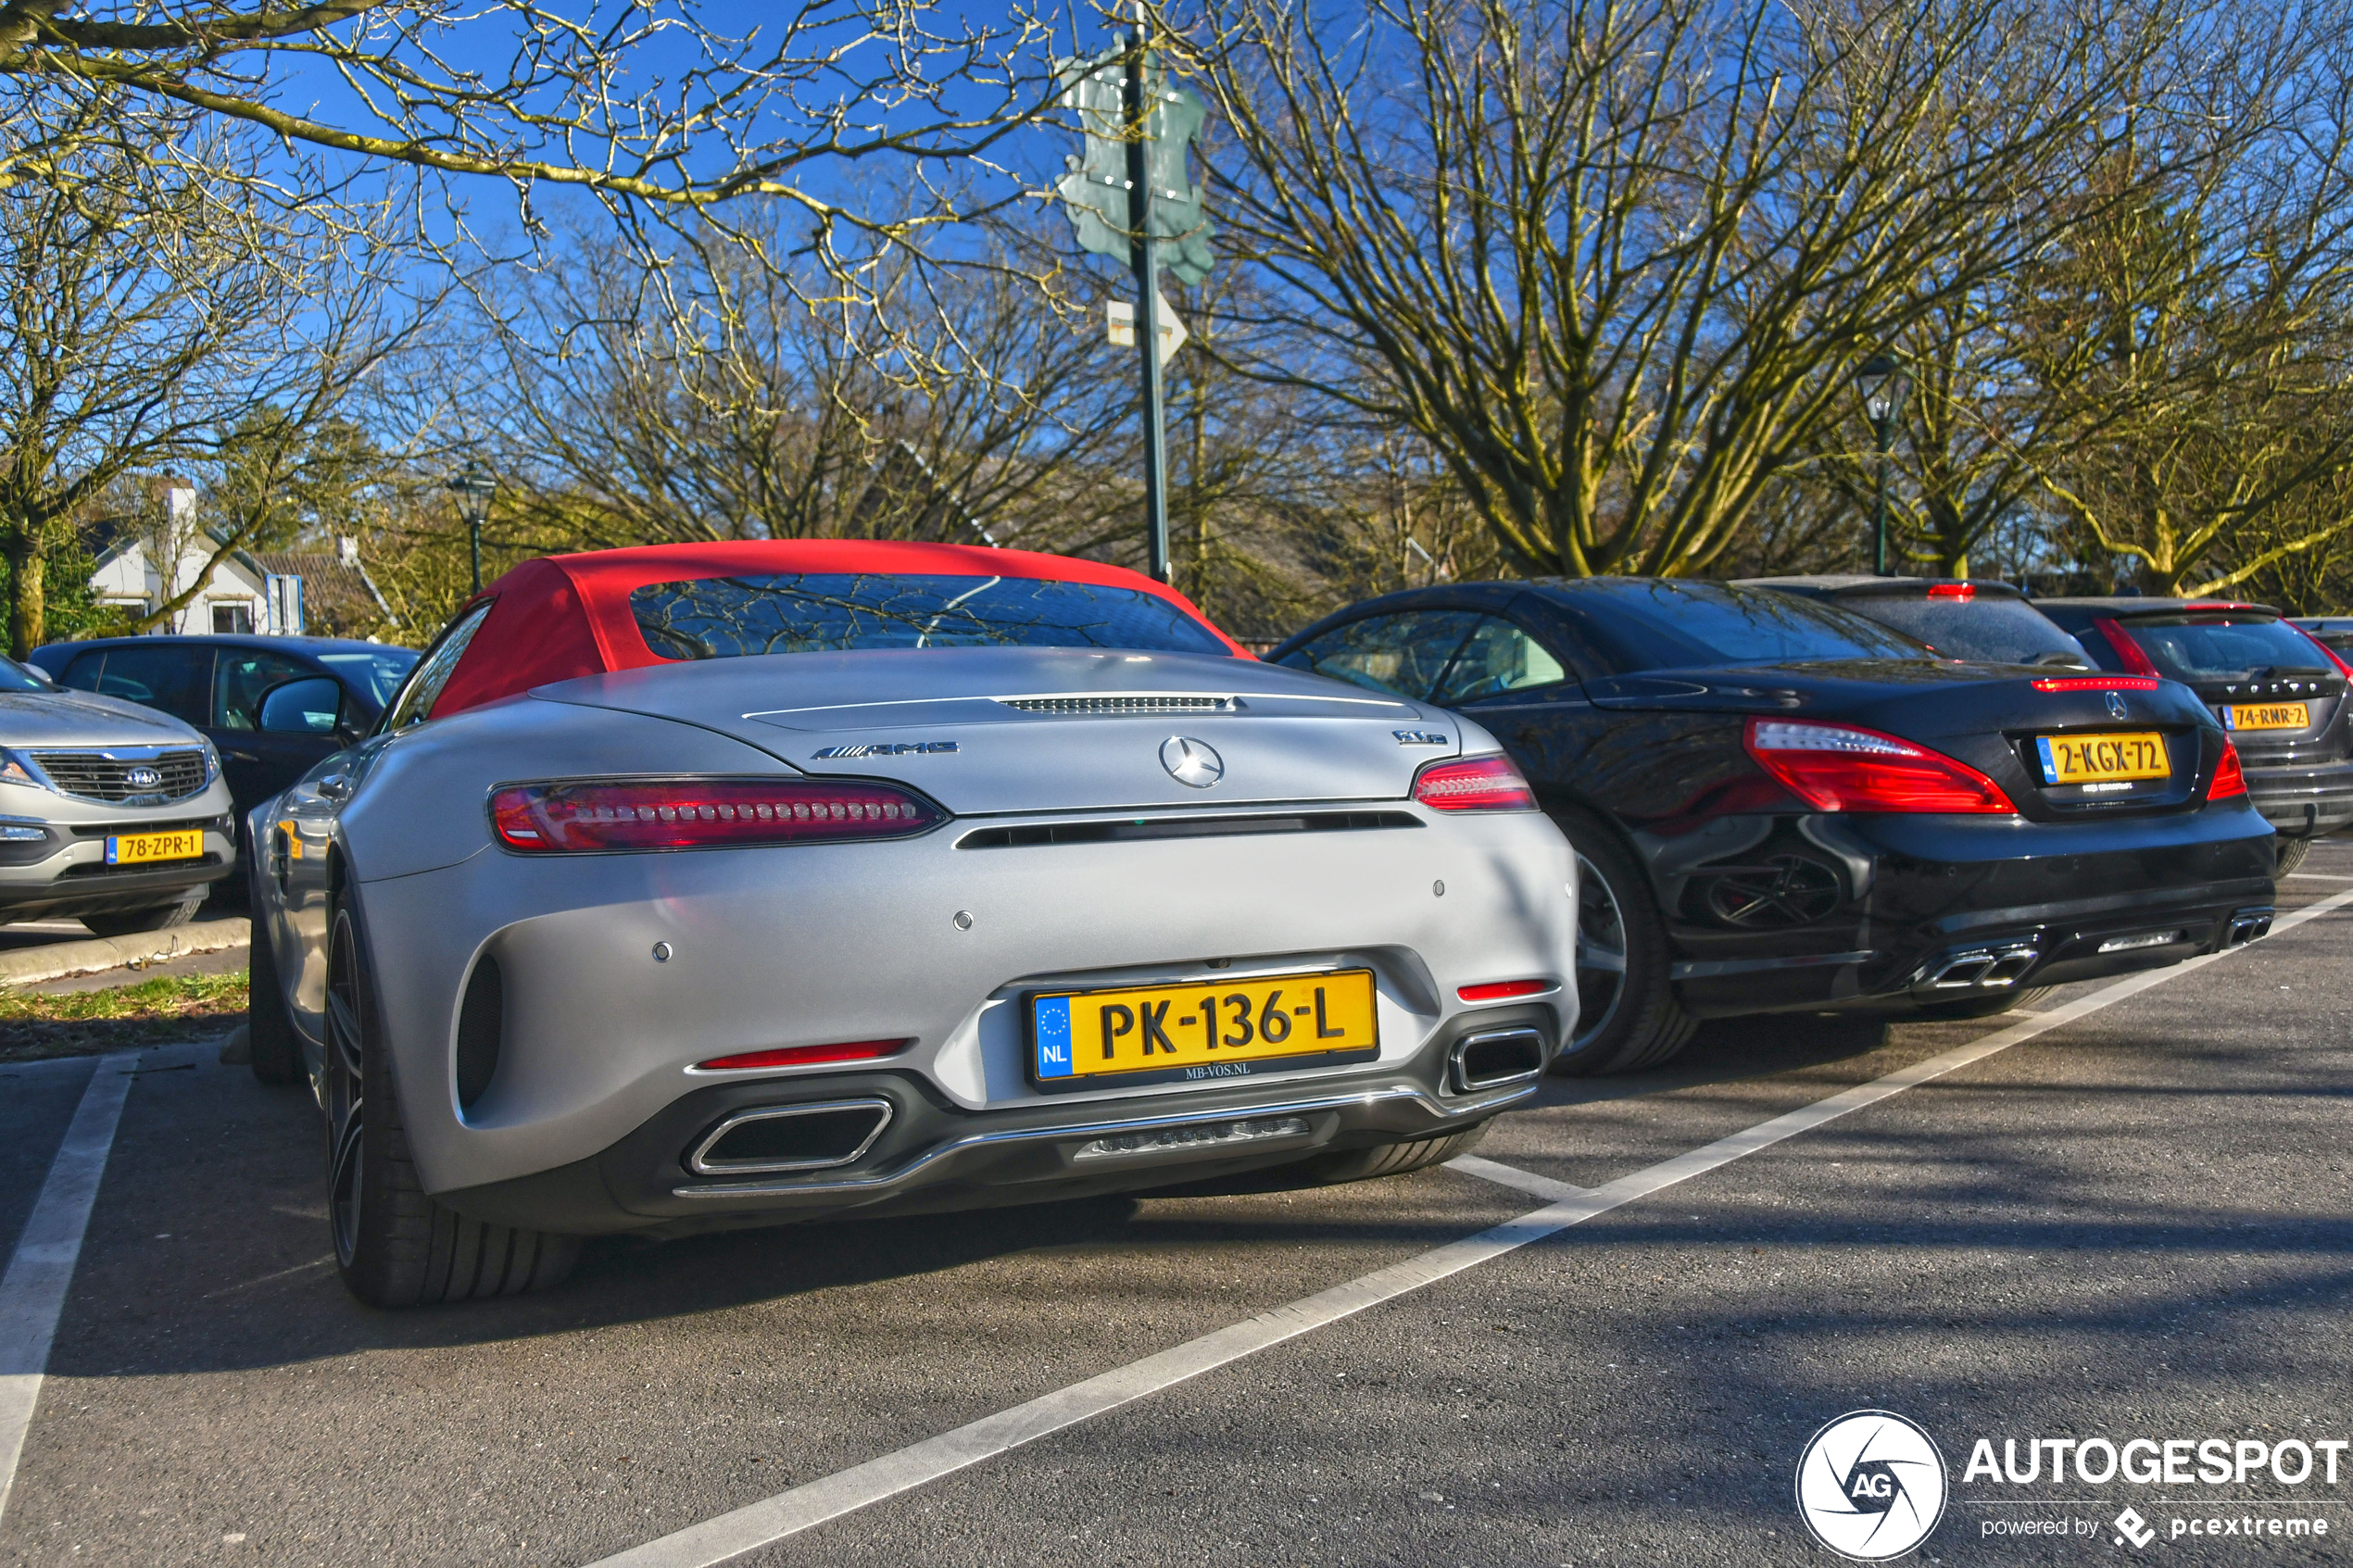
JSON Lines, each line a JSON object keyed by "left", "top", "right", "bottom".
{"left": 446, "top": 459, "right": 497, "bottom": 595}
{"left": 1853, "top": 355, "right": 1907, "bottom": 576}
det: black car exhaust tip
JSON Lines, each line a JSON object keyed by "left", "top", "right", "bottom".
{"left": 686, "top": 1098, "right": 895, "bottom": 1176}
{"left": 2226, "top": 907, "right": 2275, "bottom": 946}
{"left": 1451, "top": 1027, "right": 1547, "bottom": 1092}
{"left": 1914, "top": 942, "right": 2040, "bottom": 992}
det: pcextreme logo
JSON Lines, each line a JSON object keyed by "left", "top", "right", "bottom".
{"left": 1795, "top": 1410, "right": 1950, "bottom": 1561}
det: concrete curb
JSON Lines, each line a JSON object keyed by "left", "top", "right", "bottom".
{"left": 0, "top": 918, "right": 249, "bottom": 988}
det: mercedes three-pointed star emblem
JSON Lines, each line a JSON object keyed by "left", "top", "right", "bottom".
{"left": 1160, "top": 735, "right": 1225, "bottom": 787}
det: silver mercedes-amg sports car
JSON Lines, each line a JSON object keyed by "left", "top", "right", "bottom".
{"left": 245, "top": 541, "right": 1577, "bottom": 1306}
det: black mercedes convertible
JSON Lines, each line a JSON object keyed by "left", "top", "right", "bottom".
{"left": 1268, "top": 579, "right": 2277, "bottom": 1074}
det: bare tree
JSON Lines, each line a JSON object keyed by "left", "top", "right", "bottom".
{"left": 1182, "top": 0, "right": 2211, "bottom": 580}
{"left": 0, "top": 102, "right": 408, "bottom": 655}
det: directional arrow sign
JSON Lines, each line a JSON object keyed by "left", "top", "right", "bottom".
{"left": 1106, "top": 294, "right": 1189, "bottom": 365}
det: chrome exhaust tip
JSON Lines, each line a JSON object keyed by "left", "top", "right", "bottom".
{"left": 1451, "top": 1027, "right": 1547, "bottom": 1092}
{"left": 686, "top": 1098, "right": 894, "bottom": 1176}
{"left": 2226, "top": 907, "right": 2275, "bottom": 946}
{"left": 1915, "top": 943, "right": 2039, "bottom": 991}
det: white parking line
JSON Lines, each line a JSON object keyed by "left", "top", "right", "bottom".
{"left": 585, "top": 885, "right": 2353, "bottom": 1568}
{"left": 2283, "top": 872, "right": 2353, "bottom": 882}
{"left": 0, "top": 1050, "right": 137, "bottom": 1526}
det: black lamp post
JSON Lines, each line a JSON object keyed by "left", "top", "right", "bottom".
{"left": 1854, "top": 354, "right": 1907, "bottom": 575}
{"left": 447, "top": 459, "right": 497, "bottom": 594}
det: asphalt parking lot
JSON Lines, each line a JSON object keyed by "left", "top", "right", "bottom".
{"left": 4, "top": 849, "right": 2350, "bottom": 1567}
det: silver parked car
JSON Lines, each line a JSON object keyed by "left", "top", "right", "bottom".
{"left": 245, "top": 542, "right": 1578, "bottom": 1306}
{"left": 0, "top": 654, "right": 235, "bottom": 934}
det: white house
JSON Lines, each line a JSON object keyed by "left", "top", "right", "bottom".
{"left": 87, "top": 483, "right": 392, "bottom": 637}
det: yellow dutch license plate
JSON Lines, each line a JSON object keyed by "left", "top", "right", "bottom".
{"left": 2033, "top": 732, "right": 2171, "bottom": 786}
{"left": 105, "top": 829, "right": 204, "bottom": 866}
{"left": 1030, "top": 969, "right": 1379, "bottom": 1089}
{"left": 2228, "top": 701, "right": 2309, "bottom": 732}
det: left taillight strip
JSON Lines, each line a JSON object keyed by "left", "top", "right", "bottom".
{"left": 490, "top": 776, "right": 947, "bottom": 853}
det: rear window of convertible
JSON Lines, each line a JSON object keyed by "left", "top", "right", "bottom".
{"left": 629, "top": 573, "right": 1232, "bottom": 659}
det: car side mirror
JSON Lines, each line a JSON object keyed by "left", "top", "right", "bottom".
{"left": 257, "top": 676, "right": 348, "bottom": 739}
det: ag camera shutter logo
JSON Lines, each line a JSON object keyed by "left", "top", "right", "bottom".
{"left": 1794, "top": 1410, "right": 1949, "bottom": 1560}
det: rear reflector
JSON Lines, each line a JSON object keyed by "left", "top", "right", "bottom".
{"left": 1413, "top": 755, "right": 1537, "bottom": 811}
{"left": 2031, "top": 675, "right": 2161, "bottom": 692}
{"left": 1458, "top": 979, "right": 1554, "bottom": 1001}
{"left": 2091, "top": 618, "right": 2162, "bottom": 677}
{"left": 2209, "top": 739, "right": 2247, "bottom": 801}
{"left": 1744, "top": 718, "right": 2017, "bottom": 813}
{"left": 492, "top": 777, "right": 942, "bottom": 852}
{"left": 1926, "top": 583, "right": 1975, "bottom": 600}
{"left": 694, "top": 1039, "right": 912, "bottom": 1072}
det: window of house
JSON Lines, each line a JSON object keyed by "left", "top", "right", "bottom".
{"left": 211, "top": 604, "right": 254, "bottom": 634}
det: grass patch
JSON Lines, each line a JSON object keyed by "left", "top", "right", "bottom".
{"left": 0, "top": 970, "right": 246, "bottom": 1062}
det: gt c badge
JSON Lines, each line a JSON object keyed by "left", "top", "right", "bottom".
{"left": 1393, "top": 730, "right": 1449, "bottom": 746}
{"left": 1160, "top": 735, "right": 1225, "bottom": 787}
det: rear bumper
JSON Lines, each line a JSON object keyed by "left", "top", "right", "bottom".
{"left": 434, "top": 1005, "right": 1556, "bottom": 1236}
{"left": 1660, "top": 801, "right": 2276, "bottom": 1017}
{"left": 2242, "top": 759, "right": 2353, "bottom": 837}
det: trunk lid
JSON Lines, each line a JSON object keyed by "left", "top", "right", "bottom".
{"left": 1585, "top": 660, "right": 2222, "bottom": 820}
{"left": 531, "top": 647, "right": 1454, "bottom": 814}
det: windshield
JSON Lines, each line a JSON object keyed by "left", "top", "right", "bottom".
{"left": 1571, "top": 581, "right": 1932, "bottom": 671}
{"left": 315, "top": 648, "right": 421, "bottom": 708}
{"left": 1839, "top": 597, "right": 2092, "bottom": 666}
{"left": 2123, "top": 615, "right": 2332, "bottom": 680}
{"left": 0, "top": 658, "right": 46, "bottom": 692}
{"left": 629, "top": 573, "right": 1232, "bottom": 659}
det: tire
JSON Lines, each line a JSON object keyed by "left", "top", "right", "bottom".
{"left": 245, "top": 861, "right": 303, "bottom": 1086}
{"left": 80, "top": 895, "right": 204, "bottom": 937}
{"left": 1546, "top": 807, "right": 1696, "bottom": 1076}
{"left": 1907, "top": 985, "right": 2054, "bottom": 1022}
{"left": 2275, "top": 836, "right": 2312, "bottom": 877}
{"left": 322, "top": 897, "right": 578, "bottom": 1307}
{"left": 1288, "top": 1122, "right": 1491, "bottom": 1185}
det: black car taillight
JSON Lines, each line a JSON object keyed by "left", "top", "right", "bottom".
{"left": 2089, "top": 617, "right": 2162, "bottom": 677}
{"left": 490, "top": 777, "right": 943, "bottom": 852}
{"left": 1743, "top": 719, "right": 2018, "bottom": 814}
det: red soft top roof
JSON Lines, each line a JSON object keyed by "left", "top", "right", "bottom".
{"left": 431, "top": 538, "right": 1245, "bottom": 719}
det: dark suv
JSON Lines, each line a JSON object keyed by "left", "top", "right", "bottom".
{"left": 28, "top": 636, "right": 419, "bottom": 830}
{"left": 2030, "top": 598, "right": 2352, "bottom": 871}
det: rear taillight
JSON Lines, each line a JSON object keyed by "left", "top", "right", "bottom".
{"left": 694, "top": 1039, "right": 911, "bottom": 1072}
{"left": 490, "top": 777, "right": 943, "bottom": 852}
{"left": 2209, "top": 739, "right": 2248, "bottom": 801}
{"left": 1743, "top": 719, "right": 2017, "bottom": 813}
{"left": 2091, "top": 617, "right": 2161, "bottom": 677}
{"left": 1413, "top": 755, "right": 1537, "bottom": 811}
{"left": 2031, "top": 675, "right": 2161, "bottom": 693}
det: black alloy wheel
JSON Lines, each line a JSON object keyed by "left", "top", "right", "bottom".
{"left": 1547, "top": 809, "right": 1697, "bottom": 1076}
{"left": 321, "top": 897, "right": 578, "bottom": 1307}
